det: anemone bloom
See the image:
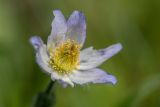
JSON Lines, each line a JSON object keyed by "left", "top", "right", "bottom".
{"left": 30, "top": 10, "right": 122, "bottom": 87}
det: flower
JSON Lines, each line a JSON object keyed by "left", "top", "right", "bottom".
{"left": 30, "top": 10, "right": 122, "bottom": 87}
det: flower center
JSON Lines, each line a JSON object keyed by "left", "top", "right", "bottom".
{"left": 49, "top": 39, "right": 81, "bottom": 74}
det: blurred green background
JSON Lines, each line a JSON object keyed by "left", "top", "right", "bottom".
{"left": 0, "top": 0, "right": 160, "bottom": 107}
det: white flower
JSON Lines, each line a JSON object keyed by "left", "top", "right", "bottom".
{"left": 30, "top": 10, "right": 122, "bottom": 87}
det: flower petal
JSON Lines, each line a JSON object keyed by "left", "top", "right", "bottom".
{"left": 30, "top": 36, "right": 43, "bottom": 51}
{"left": 66, "top": 11, "right": 86, "bottom": 46}
{"left": 30, "top": 36, "right": 53, "bottom": 74}
{"left": 78, "top": 43, "right": 122, "bottom": 70}
{"left": 47, "top": 10, "right": 67, "bottom": 51}
{"left": 57, "top": 80, "right": 69, "bottom": 88}
{"left": 69, "top": 68, "right": 117, "bottom": 85}
{"left": 51, "top": 73, "right": 74, "bottom": 87}
{"left": 36, "top": 45, "right": 52, "bottom": 74}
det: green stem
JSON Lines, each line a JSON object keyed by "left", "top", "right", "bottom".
{"left": 45, "top": 80, "right": 55, "bottom": 94}
{"left": 34, "top": 80, "right": 55, "bottom": 107}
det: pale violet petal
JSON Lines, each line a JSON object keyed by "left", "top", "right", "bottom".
{"left": 36, "top": 45, "right": 52, "bottom": 74}
{"left": 78, "top": 43, "right": 122, "bottom": 70}
{"left": 30, "top": 36, "right": 53, "bottom": 74}
{"left": 61, "top": 77, "right": 74, "bottom": 87}
{"left": 58, "top": 80, "right": 69, "bottom": 88}
{"left": 47, "top": 10, "right": 67, "bottom": 51}
{"left": 69, "top": 69, "right": 117, "bottom": 85}
{"left": 66, "top": 11, "right": 86, "bottom": 46}
{"left": 30, "top": 36, "right": 43, "bottom": 51}
{"left": 51, "top": 73, "right": 74, "bottom": 87}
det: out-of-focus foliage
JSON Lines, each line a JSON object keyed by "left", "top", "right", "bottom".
{"left": 0, "top": 0, "right": 160, "bottom": 107}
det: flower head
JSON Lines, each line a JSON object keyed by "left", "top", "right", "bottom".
{"left": 30, "top": 10, "right": 122, "bottom": 87}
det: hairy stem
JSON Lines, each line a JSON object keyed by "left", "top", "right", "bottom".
{"left": 46, "top": 80, "right": 55, "bottom": 94}
{"left": 34, "top": 80, "right": 55, "bottom": 107}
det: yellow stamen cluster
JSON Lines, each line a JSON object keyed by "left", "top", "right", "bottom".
{"left": 49, "top": 39, "right": 81, "bottom": 74}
